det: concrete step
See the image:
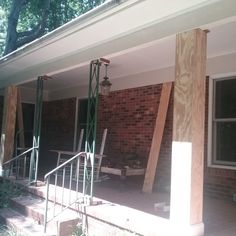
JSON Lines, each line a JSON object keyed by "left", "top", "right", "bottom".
{"left": 0, "top": 207, "right": 55, "bottom": 236}
{"left": 26, "top": 183, "right": 84, "bottom": 208}
{"left": 0, "top": 178, "right": 82, "bottom": 235}
{"left": 10, "top": 194, "right": 80, "bottom": 235}
{"left": 3, "top": 177, "right": 84, "bottom": 210}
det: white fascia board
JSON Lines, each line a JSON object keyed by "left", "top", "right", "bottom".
{"left": 0, "top": 0, "right": 236, "bottom": 88}
{"left": 0, "top": 0, "right": 208, "bottom": 65}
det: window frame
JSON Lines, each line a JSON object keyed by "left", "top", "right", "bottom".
{"left": 208, "top": 76, "right": 236, "bottom": 169}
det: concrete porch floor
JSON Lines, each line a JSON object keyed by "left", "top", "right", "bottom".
{"left": 92, "top": 178, "right": 236, "bottom": 236}
{"left": 37, "top": 166, "right": 236, "bottom": 236}
{"left": 203, "top": 197, "right": 236, "bottom": 236}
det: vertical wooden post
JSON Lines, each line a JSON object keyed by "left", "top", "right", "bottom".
{"left": 170, "top": 28, "right": 207, "bottom": 232}
{"left": 17, "top": 89, "right": 25, "bottom": 150}
{"left": 0, "top": 86, "right": 18, "bottom": 170}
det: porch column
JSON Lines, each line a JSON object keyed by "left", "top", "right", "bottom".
{"left": 170, "top": 29, "right": 207, "bottom": 235}
{"left": 0, "top": 86, "right": 18, "bottom": 172}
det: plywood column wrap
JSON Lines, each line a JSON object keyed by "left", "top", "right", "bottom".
{"left": 17, "top": 89, "right": 25, "bottom": 149}
{"left": 0, "top": 86, "right": 18, "bottom": 168}
{"left": 170, "top": 29, "right": 207, "bottom": 227}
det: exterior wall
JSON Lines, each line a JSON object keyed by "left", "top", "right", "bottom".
{"left": 98, "top": 84, "right": 173, "bottom": 191}
{"left": 0, "top": 96, "right": 4, "bottom": 134}
{"left": 39, "top": 84, "right": 174, "bottom": 190}
{"left": 204, "top": 79, "right": 236, "bottom": 200}
{"left": 38, "top": 80, "right": 236, "bottom": 199}
{"left": 204, "top": 167, "right": 236, "bottom": 200}
{"left": 40, "top": 98, "right": 76, "bottom": 172}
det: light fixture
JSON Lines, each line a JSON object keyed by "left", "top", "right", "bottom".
{"left": 100, "top": 63, "right": 112, "bottom": 96}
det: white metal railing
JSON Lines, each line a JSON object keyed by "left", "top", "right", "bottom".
{"left": 43, "top": 151, "right": 86, "bottom": 234}
{"left": 2, "top": 146, "right": 38, "bottom": 183}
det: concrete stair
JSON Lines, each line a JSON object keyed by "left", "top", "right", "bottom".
{"left": 0, "top": 181, "right": 81, "bottom": 236}
{"left": 0, "top": 207, "right": 51, "bottom": 236}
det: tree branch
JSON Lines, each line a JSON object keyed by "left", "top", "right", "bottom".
{"left": 16, "top": 0, "right": 50, "bottom": 48}
{"left": 16, "top": 26, "right": 44, "bottom": 48}
{"left": 3, "top": 0, "right": 26, "bottom": 55}
{"left": 17, "top": 24, "right": 41, "bottom": 38}
{"left": 4, "top": 0, "right": 50, "bottom": 55}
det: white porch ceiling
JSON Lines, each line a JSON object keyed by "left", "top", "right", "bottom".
{"left": 22, "top": 19, "right": 236, "bottom": 92}
{"left": 0, "top": 0, "right": 236, "bottom": 94}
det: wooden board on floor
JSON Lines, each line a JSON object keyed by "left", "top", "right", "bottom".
{"left": 101, "top": 166, "right": 145, "bottom": 177}
{"left": 142, "top": 82, "right": 172, "bottom": 193}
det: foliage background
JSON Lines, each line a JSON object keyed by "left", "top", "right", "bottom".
{"left": 0, "top": 0, "right": 106, "bottom": 56}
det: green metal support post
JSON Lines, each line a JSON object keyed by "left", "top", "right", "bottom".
{"left": 83, "top": 59, "right": 100, "bottom": 204}
{"left": 83, "top": 58, "right": 110, "bottom": 204}
{"left": 29, "top": 76, "right": 44, "bottom": 184}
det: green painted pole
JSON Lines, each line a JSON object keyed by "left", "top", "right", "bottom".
{"left": 29, "top": 76, "right": 44, "bottom": 184}
{"left": 83, "top": 60, "right": 100, "bottom": 204}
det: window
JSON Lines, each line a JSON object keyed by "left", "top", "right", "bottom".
{"left": 211, "top": 77, "right": 236, "bottom": 166}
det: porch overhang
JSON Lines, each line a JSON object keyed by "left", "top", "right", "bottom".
{"left": 0, "top": 0, "right": 236, "bottom": 88}
{"left": 0, "top": 2, "right": 236, "bottom": 235}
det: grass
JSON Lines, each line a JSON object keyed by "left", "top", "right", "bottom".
{"left": 71, "top": 224, "right": 84, "bottom": 236}
{"left": 0, "top": 224, "right": 16, "bottom": 236}
{"left": 0, "top": 180, "right": 25, "bottom": 235}
{"left": 0, "top": 179, "right": 22, "bottom": 208}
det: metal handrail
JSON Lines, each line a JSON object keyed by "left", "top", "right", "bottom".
{"left": 14, "top": 129, "right": 33, "bottom": 156}
{"left": 3, "top": 147, "right": 35, "bottom": 165}
{"left": 3, "top": 146, "right": 38, "bottom": 180}
{"left": 43, "top": 151, "right": 86, "bottom": 234}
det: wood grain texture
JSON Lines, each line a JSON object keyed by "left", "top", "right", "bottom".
{"left": 171, "top": 29, "right": 207, "bottom": 225}
{"left": 0, "top": 86, "right": 18, "bottom": 165}
{"left": 142, "top": 82, "right": 172, "bottom": 193}
{"left": 190, "top": 29, "right": 207, "bottom": 225}
{"left": 17, "top": 89, "right": 25, "bottom": 150}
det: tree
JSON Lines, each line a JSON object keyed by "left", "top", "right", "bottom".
{"left": 1, "top": 0, "right": 106, "bottom": 56}
{"left": 78, "top": 0, "right": 106, "bottom": 13}
{"left": 0, "top": 0, "right": 10, "bottom": 55}
{"left": 4, "top": 0, "right": 50, "bottom": 55}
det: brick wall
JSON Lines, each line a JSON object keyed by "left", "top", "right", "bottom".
{"left": 40, "top": 98, "right": 76, "bottom": 171}
{"left": 39, "top": 80, "right": 236, "bottom": 199}
{"left": 98, "top": 84, "right": 173, "bottom": 191}
{"left": 204, "top": 79, "right": 236, "bottom": 200}
{"left": 0, "top": 96, "right": 4, "bottom": 133}
{"left": 39, "top": 85, "right": 173, "bottom": 189}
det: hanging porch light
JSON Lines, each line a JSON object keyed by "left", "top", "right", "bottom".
{"left": 100, "top": 63, "right": 112, "bottom": 96}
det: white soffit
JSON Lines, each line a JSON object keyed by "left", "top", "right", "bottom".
{"left": 0, "top": 0, "right": 236, "bottom": 89}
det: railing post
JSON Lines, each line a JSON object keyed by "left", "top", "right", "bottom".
{"left": 2, "top": 147, "right": 35, "bottom": 180}
{"left": 43, "top": 152, "right": 84, "bottom": 234}
{"left": 44, "top": 175, "right": 50, "bottom": 234}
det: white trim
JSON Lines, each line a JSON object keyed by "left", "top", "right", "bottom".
{"left": 209, "top": 72, "right": 236, "bottom": 80}
{"left": 73, "top": 97, "right": 79, "bottom": 152}
{"left": 207, "top": 77, "right": 213, "bottom": 167}
{"left": 213, "top": 118, "right": 236, "bottom": 122}
{"left": 207, "top": 164, "right": 236, "bottom": 171}
{"left": 207, "top": 75, "right": 236, "bottom": 169}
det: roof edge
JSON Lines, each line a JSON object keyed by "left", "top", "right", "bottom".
{"left": 0, "top": 0, "right": 142, "bottom": 65}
